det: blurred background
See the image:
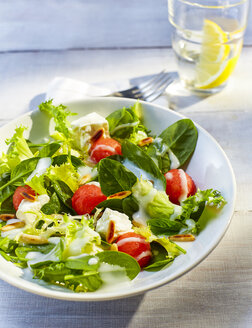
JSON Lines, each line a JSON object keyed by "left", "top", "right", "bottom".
{"left": 0, "top": 0, "right": 251, "bottom": 120}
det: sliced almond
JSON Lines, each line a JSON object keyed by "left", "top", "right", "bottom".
{"left": 91, "top": 128, "right": 104, "bottom": 143}
{"left": 79, "top": 174, "right": 92, "bottom": 185}
{"left": 132, "top": 220, "right": 145, "bottom": 228}
{"left": 169, "top": 234, "right": 195, "bottom": 242}
{"left": 0, "top": 214, "right": 15, "bottom": 222}
{"left": 108, "top": 190, "right": 131, "bottom": 200}
{"left": 138, "top": 137, "right": 154, "bottom": 147}
{"left": 110, "top": 243, "right": 118, "bottom": 251}
{"left": 19, "top": 233, "right": 48, "bottom": 245}
{"left": 20, "top": 192, "right": 36, "bottom": 202}
{"left": 0, "top": 221, "right": 25, "bottom": 231}
{"left": 106, "top": 220, "right": 115, "bottom": 244}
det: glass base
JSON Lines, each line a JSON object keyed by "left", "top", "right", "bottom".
{"left": 181, "top": 79, "right": 227, "bottom": 95}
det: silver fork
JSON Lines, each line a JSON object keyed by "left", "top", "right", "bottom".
{"left": 107, "top": 70, "right": 175, "bottom": 102}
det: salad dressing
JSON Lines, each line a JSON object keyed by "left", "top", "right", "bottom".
{"left": 178, "top": 169, "right": 189, "bottom": 203}
{"left": 111, "top": 122, "right": 138, "bottom": 135}
{"left": 27, "top": 157, "right": 52, "bottom": 181}
{"left": 123, "top": 159, "right": 164, "bottom": 191}
{"left": 168, "top": 149, "right": 180, "bottom": 169}
{"left": 98, "top": 262, "right": 131, "bottom": 291}
{"left": 132, "top": 185, "right": 157, "bottom": 226}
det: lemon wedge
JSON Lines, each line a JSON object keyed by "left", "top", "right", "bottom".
{"left": 195, "top": 19, "right": 241, "bottom": 89}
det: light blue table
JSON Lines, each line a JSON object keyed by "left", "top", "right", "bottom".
{"left": 0, "top": 1, "right": 251, "bottom": 327}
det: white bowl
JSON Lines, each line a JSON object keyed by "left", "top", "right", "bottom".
{"left": 0, "top": 98, "right": 236, "bottom": 301}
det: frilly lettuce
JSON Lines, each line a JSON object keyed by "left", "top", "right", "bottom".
{"left": 25, "top": 174, "right": 48, "bottom": 195}
{"left": 4, "top": 126, "right": 34, "bottom": 170}
{"left": 39, "top": 100, "right": 76, "bottom": 139}
{"left": 47, "top": 160, "right": 79, "bottom": 193}
{"left": 132, "top": 178, "right": 176, "bottom": 220}
{"left": 62, "top": 217, "right": 102, "bottom": 259}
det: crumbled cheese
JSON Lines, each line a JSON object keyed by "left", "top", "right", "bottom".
{"left": 16, "top": 194, "right": 50, "bottom": 225}
{"left": 71, "top": 112, "right": 110, "bottom": 151}
{"left": 96, "top": 208, "right": 133, "bottom": 241}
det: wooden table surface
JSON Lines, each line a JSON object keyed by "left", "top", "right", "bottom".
{"left": 0, "top": 1, "right": 251, "bottom": 327}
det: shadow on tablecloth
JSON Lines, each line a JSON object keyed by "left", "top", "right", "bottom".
{"left": 0, "top": 281, "right": 144, "bottom": 328}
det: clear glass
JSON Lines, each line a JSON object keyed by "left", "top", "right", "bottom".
{"left": 168, "top": 0, "right": 250, "bottom": 93}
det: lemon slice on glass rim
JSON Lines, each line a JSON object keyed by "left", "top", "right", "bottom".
{"left": 195, "top": 19, "right": 241, "bottom": 89}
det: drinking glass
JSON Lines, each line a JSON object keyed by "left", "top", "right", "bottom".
{"left": 168, "top": 0, "right": 250, "bottom": 93}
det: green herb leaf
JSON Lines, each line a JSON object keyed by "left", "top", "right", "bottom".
{"left": 52, "top": 155, "right": 83, "bottom": 168}
{"left": 97, "top": 251, "right": 140, "bottom": 280}
{"left": 65, "top": 255, "right": 99, "bottom": 271}
{"left": 159, "top": 119, "right": 198, "bottom": 168}
{"left": 98, "top": 158, "right": 137, "bottom": 196}
{"left": 122, "top": 140, "right": 166, "bottom": 190}
{"left": 147, "top": 218, "right": 184, "bottom": 236}
{"left": 38, "top": 142, "right": 61, "bottom": 158}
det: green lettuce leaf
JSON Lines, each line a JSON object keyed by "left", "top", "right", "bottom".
{"left": 26, "top": 174, "right": 48, "bottom": 195}
{"left": 5, "top": 126, "right": 34, "bottom": 170}
{"left": 47, "top": 161, "right": 79, "bottom": 193}
{"left": 106, "top": 101, "right": 148, "bottom": 142}
{"left": 181, "top": 189, "right": 227, "bottom": 222}
{"left": 62, "top": 217, "right": 102, "bottom": 259}
{"left": 39, "top": 100, "right": 76, "bottom": 139}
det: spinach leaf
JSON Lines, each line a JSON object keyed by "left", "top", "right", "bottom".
{"left": 144, "top": 242, "right": 174, "bottom": 271}
{"left": 52, "top": 155, "right": 83, "bottom": 168}
{"left": 65, "top": 255, "right": 99, "bottom": 271}
{"left": 122, "top": 140, "right": 166, "bottom": 190}
{"left": 10, "top": 157, "right": 40, "bottom": 184}
{"left": 39, "top": 142, "right": 61, "bottom": 157}
{"left": 96, "top": 196, "right": 139, "bottom": 219}
{"left": 41, "top": 192, "right": 62, "bottom": 214}
{"left": 106, "top": 106, "right": 139, "bottom": 139}
{"left": 159, "top": 119, "right": 198, "bottom": 167}
{"left": 0, "top": 158, "right": 39, "bottom": 194}
{"left": 51, "top": 180, "right": 75, "bottom": 214}
{"left": 97, "top": 250, "right": 140, "bottom": 280}
{"left": 96, "top": 198, "right": 124, "bottom": 212}
{"left": 146, "top": 142, "right": 171, "bottom": 174}
{"left": 122, "top": 195, "right": 139, "bottom": 218}
{"left": 0, "top": 173, "right": 15, "bottom": 209}
{"left": 0, "top": 173, "right": 11, "bottom": 188}
{"left": 0, "top": 195, "right": 15, "bottom": 213}
{"left": 15, "top": 244, "right": 55, "bottom": 262}
{"left": 98, "top": 158, "right": 137, "bottom": 196}
{"left": 147, "top": 217, "right": 184, "bottom": 236}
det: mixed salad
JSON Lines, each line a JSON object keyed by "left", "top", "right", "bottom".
{"left": 0, "top": 100, "right": 226, "bottom": 293}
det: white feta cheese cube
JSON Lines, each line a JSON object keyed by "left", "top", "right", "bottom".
{"left": 16, "top": 194, "right": 50, "bottom": 226}
{"left": 96, "top": 208, "right": 133, "bottom": 242}
{"left": 71, "top": 112, "right": 110, "bottom": 151}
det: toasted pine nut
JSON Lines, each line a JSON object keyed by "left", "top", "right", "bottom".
{"left": 20, "top": 192, "right": 36, "bottom": 202}
{"left": 19, "top": 233, "right": 48, "bottom": 245}
{"left": 132, "top": 220, "right": 145, "bottom": 228}
{"left": 0, "top": 214, "right": 15, "bottom": 222}
{"left": 91, "top": 128, "right": 104, "bottom": 143}
{"left": 138, "top": 137, "right": 154, "bottom": 147}
{"left": 169, "top": 234, "right": 195, "bottom": 242}
{"left": 110, "top": 243, "right": 118, "bottom": 251}
{"left": 108, "top": 190, "right": 131, "bottom": 200}
{"left": 106, "top": 220, "right": 115, "bottom": 244}
{"left": 0, "top": 221, "right": 25, "bottom": 231}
